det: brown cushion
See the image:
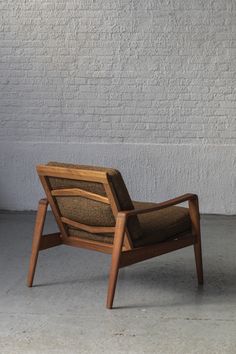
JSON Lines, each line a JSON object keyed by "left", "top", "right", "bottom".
{"left": 67, "top": 200, "right": 192, "bottom": 247}
{"left": 47, "top": 162, "right": 143, "bottom": 242}
{"left": 133, "top": 201, "right": 192, "bottom": 247}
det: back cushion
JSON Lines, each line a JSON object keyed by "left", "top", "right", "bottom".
{"left": 47, "top": 162, "right": 143, "bottom": 241}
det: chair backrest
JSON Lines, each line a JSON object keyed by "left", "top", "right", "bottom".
{"left": 37, "top": 162, "right": 143, "bottom": 250}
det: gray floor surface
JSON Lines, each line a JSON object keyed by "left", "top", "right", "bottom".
{"left": 0, "top": 211, "right": 236, "bottom": 354}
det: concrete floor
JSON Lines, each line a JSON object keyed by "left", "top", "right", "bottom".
{"left": 0, "top": 212, "right": 236, "bottom": 354}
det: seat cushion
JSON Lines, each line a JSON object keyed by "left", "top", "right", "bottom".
{"left": 68, "top": 200, "right": 192, "bottom": 246}
{"left": 133, "top": 201, "right": 192, "bottom": 247}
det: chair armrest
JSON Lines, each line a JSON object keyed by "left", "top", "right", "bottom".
{"left": 117, "top": 193, "right": 198, "bottom": 219}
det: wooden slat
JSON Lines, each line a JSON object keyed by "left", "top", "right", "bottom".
{"left": 51, "top": 188, "right": 110, "bottom": 204}
{"left": 119, "top": 234, "right": 195, "bottom": 268}
{"left": 61, "top": 216, "right": 115, "bottom": 234}
{"left": 37, "top": 165, "right": 108, "bottom": 184}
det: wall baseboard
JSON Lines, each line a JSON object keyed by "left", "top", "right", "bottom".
{"left": 1, "top": 142, "right": 235, "bottom": 214}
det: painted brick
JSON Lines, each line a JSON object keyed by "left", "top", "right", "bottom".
{"left": 0, "top": 0, "right": 236, "bottom": 145}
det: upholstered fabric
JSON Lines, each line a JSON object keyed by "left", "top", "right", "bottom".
{"left": 47, "top": 161, "right": 143, "bottom": 240}
{"left": 45, "top": 162, "right": 192, "bottom": 246}
{"left": 69, "top": 228, "right": 114, "bottom": 243}
{"left": 132, "top": 201, "right": 192, "bottom": 247}
{"left": 67, "top": 200, "right": 192, "bottom": 247}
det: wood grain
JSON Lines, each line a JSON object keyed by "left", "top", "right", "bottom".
{"left": 28, "top": 163, "right": 204, "bottom": 309}
{"left": 51, "top": 188, "right": 109, "bottom": 204}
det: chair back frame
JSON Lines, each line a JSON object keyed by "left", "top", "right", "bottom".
{"left": 37, "top": 164, "right": 133, "bottom": 252}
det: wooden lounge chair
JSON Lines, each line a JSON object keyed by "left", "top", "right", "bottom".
{"left": 27, "top": 162, "right": 203, "bottom": 309}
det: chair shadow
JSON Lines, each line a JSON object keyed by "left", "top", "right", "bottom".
{"left": 33, "top": 261, "right": 236, "bottom": 308}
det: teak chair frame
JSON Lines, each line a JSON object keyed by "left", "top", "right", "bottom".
{"left": 27, "top": 164, "right": 203, "bottom": 309}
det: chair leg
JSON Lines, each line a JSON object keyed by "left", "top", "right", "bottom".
{"left": 106, "top": 215, "right": 126, "bottom": 309}
{"left": 189, "top": 196, "right": 204, "bottom": 285}
{"left": 194, "top": 240, "right": 203, "bottom": 285}
{"left": 27, "top": 199, "right": 48, "bottom": 287}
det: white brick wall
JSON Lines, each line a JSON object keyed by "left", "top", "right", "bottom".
{"left": 1, "top": 0, "right": 236, "bottom": 144}
{"left": 0, "top": 0, "right": 236, "bottom": 212}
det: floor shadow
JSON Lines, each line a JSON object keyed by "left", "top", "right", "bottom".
{"left": 32, "top": 261, "right": 236, "bottom": 309}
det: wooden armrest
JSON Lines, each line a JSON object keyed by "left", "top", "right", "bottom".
{"left": 117, "top": 193, "right": 198, "bottom": 219}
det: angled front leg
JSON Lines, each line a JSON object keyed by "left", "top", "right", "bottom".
{"left": 27, "top": 198, "right": 48, "bottom": 287}
{"left": 106, "top": 214, "right": 126, "bottom": 309}
{"left": 189, "top": 196, "right": 203, "bottom": 285}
